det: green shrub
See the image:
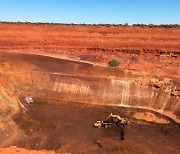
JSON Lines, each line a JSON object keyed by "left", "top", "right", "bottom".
{"left": 108, "top": 59, "right": 120, "bottom": 67}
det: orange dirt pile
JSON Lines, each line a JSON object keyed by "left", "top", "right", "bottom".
{"left": 133, "top": 112, "right": 169, "bottom": 124}
{"left": 0, "top": 146, "right": 54, "bottom": 154}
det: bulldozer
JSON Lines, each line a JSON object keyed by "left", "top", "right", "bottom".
{"left": 93, "top": 113, "right": 128, "bottom": 128}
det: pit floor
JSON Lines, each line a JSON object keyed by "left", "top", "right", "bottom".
{"left": 12, "top": 98, "right": 180, "bottom": 153}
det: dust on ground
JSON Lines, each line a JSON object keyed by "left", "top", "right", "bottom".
{"left": 9, "top": 98, "right": 180, "bottom": 153}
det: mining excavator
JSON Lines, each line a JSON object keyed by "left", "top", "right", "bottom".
{"left": 93, "top": 113, "right": 128, "bottom": 128}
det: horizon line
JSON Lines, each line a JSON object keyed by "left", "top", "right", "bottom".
{"left": 0, "top": 21, "right": 180, "bottom": 27}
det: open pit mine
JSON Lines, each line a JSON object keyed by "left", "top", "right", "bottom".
{"left": 0, "top": 23, "right": 179, "bottom": 153}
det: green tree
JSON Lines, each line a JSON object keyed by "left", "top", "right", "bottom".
{"left": 108, "top": 59, "right": 120, "bottom": 67}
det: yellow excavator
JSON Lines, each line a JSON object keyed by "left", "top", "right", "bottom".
{"left": 93, "top": 113, "right": 128, "bottom": 128}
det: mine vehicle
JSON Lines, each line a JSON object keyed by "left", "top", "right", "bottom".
{"left": 93, "top": 113, "right": 128, "bottom": 128}
{"left": 106, "top": 113, "right": 128, "bottom": 126}
{"left": 93, "top": 120, "right": 112, "bottom": 128}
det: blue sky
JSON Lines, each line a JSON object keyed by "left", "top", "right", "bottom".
{"left": 0, "top": 0, "right": 179, "bottom": 24}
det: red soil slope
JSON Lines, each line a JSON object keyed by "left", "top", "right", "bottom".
{"left": 0, "top": 23, "right": 179, "bottom": 81}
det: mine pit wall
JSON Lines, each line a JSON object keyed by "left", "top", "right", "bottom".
{"left": 4, "top": 71, "right": 179, "bottom": 123}
{"left": 0, "top": 53, "right": 179, "bottom": 123}
{"left": 0, "top": 83, "right": 20, "bottom": 147}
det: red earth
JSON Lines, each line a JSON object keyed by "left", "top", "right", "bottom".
{"left": 0, "top": 23, "right": 179, "bottom": 81}
{"left": 0, "top": 23, "right": 179, "bottom": 153}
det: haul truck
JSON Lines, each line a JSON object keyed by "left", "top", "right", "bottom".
{"left": 93, "top": 113, "right": 128, "bottom": 128}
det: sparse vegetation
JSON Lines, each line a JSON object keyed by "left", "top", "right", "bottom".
{"left": 0, "top": 21, "right": 179, "bottom": 28}
{"left": 108, "top": 59, "right": 120, "bottom": 67}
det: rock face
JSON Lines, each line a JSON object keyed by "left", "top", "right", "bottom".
{"left": 0, "top": 52, "right": 179, "bottom": 123}
{"left": 0, "top": 23, "right": 179, "bottom": 149}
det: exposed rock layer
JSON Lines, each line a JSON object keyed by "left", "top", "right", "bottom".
{"left": 0, "top": 52, "right": 179, "bottom": 123}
